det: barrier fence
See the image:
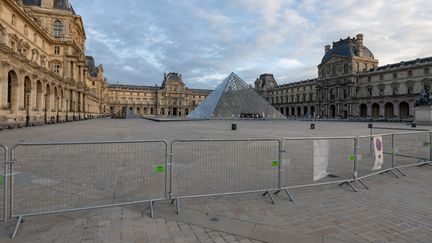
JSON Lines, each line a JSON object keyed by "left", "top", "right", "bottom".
{"left": 170, "top": 139, "right": 281, "bottom": 212}
{"left": 4, "top": 131, "right": 432, "bottom": 239}
{"left": 281, "top": 137, "right": 356, "bottom": 190}
{"left": 392, "top": 131, "right": 432, "bottom": 168}
{"left": 1, "top": 145, "right": 7, "bottom": 222}
{"left": 9, "top": 140, "right": 168, "bottom": 238}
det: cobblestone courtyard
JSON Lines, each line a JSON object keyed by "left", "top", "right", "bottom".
{"left": 0, "top": 119, "right": 431, "bottom": 242}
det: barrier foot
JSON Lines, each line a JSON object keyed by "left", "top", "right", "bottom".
{"left": 357, "top": 179, "right": 370, "bottom": 190}
{"left": 150, "top": 201, "right": 154, "bottom": 219}
{"left": 11, "top": 215, "right": 23, "bottom": 239}
{"left": 390, "top": 170, "right": 400, "bottom": 178}
{"left": 339, "top": 181, "right": 357, "bottom": 192}
{"left": 419, "top": 162, "right": 432, "bottom": 167}
{"left": 395, "top": 168, "right": 406, "bottom": 176}
{"left": 262, "top": 191, "right": 276, "bottom": 204}
{"left": 379, "top": 170, "right": 399, "bottom": 178}
{"left": 282, "top": 189, "right": 294, "bottom": 202}
{"left": 176, "top": 198, "right": 180, "bottom": 215}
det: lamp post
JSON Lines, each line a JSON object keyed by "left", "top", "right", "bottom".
{"left": 56, "top": 96, "right": 60, "bottom": 123}
{"left": 65, "top": 99, "right": 69, "bottom": 122}
{"left": 73, "top": 101, "right": 76, "bottom": 121}
{"left": 44, "top": 93, "right": 48, "bottom": 124}
{"left": 25, "top": 89, "right": 31, "bottom": 127}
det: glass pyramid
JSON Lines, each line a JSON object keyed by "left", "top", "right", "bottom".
{"left": 188, "top": 73, "right": 285, "bottom": 119}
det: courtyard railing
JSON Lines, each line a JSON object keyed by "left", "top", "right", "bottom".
{"left": 3, "top": 131, "right": 432, "bottom": 239}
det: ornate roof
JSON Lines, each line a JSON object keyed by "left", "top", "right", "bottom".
{"left": 161, "top": 73, "right": 185, "bottom": 87}
{"left": 86, "top": 56, "right": 99, "bottom": 77}
{"left": 321, "top": 36, "right": 374, "bottom": 64}
{"left": 22, "top": 0, "right": 76, "bottom": 14}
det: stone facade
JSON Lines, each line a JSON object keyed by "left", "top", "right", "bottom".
{"left": 256, "top": 34, "right": 432, "bottom": 121}
{"left": 108, "top": 73, "right": 211, "bottom": 117}
{"left": 0, "top": 0, "right": 108, "bottom": 124}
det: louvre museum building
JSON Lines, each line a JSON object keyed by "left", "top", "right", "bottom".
{"left": 255, "top": 34, "right": 432, "bottom": 121}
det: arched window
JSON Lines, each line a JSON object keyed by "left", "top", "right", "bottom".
{"left": 53, "top": 20, "right": 63, "bottom": 37}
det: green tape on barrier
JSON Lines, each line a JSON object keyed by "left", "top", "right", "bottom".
{"left": 0, "top": 175, "right": 3, "bottom": 186}
{"left": 154, "top": 165, "right": 165, "bottom": 173}
{"left": 349, "top": 155, "right": 356, "bottom": 161}
{"left": 423, "top": 142, "right": 432, "bottom": 148}
{"left": 272, "top": 160, "right": 279, "bottom": 167}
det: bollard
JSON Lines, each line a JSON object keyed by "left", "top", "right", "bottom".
{"left": 232, "top": 124, "right": 237, "bottom": 130}
{"left": 310, "top": 124, "right": 315, "bottom": 130}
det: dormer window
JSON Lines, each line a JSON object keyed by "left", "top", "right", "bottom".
{"left": 54, "top": 46, "right": 60, "bottom": 55}
{"left": 408, "top": 70, "right": 413, "bottom": 77}
{"left": 53, "top": 20, "right": 63, "bottom": 38}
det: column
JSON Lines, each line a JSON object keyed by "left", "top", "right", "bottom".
{"left": 0, "top": 67, "right": 8, "bottom": 108}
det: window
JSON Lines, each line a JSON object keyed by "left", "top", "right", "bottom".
{"left": 12, "top": 14, "right": 16, "bottom": 26}
{"left": 24, "top": 25, "right": 28, "bottom": 36}
{"left": 92, "top": 81, "right": 95, "bottom": 86}
{"left": 408, "top": 70, "right": 413, "bottom": 77}
{"left": 367, "top": 87, "right": 373, "bottom": 97}
{"left": 54, "top": 64, "right": 61, "bottom": 75}
{"left": 368, "top": 76, "right": 371, "bottom": 82}
{"left": 424, "top": 68, "right": 430, "bottom": 75}
{"left": 54, "top": 46, "right": 60, "bottom": 55}
{"left": 53, "top": 20, "right": 63, "bottom": 37}
{"left": 379, "top": 75, "right": 384, "bottom": 81}
{"left": 344, "top": 64, "right": 349, "bottom": 74}
{"left": 407, "top": 85, "right": 414, "bottom": 94}
{"left": 393, "top": 73, "right": 398, "bottom": 79}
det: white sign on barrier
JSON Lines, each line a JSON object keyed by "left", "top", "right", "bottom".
{"left": 373, "top": 135, "right": 384, "bottom": 170}
{"left": 313, "top": 140, "right": 330, "bottom": 181}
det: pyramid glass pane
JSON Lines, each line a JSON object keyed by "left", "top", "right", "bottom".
{"left": 188, "top": 73, "right": 285, "bottom": 119}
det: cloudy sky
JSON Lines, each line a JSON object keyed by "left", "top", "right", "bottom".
{"left": 71, "top": 0, "right": 432, "bottom": 89}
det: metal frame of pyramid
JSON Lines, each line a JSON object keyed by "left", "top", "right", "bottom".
{"left": 188, "top": 73, "right": 285, "bottom": 119}
{"left": 112, "top": 106, "right": 142, "bottom": 119}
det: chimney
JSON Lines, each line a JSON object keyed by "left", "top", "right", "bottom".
{"left": 164, "top": 73, "right": 167, "bottom": 80}
{"left": 356, "top": 34, "right": 364, "bottom": 47}
{"left": 325, "top": 45, "right": 331, "bottom": 53}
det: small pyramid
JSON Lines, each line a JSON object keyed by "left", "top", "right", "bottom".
{"left": 112, "top": 106, "right": 142, "bottom": 119}
{"left": 188, "top": 73, "right": 285, "bottom": 119}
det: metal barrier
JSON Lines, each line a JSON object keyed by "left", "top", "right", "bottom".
{"left": 356, "top": 134, "right": 396, "bottom": 179}
{"left": 280, "top": 137, "right": 358, "bottom": 193}
{"left": 392, "top": 131, "right": 432, "bottom": 168}
{"left": 10, "top": 140, "right": 168, "bottom": 238}
{"left": 0, "top": 145, "right": 7, "bottom": 222}
{"left": 4, "top": 131, "right": 432, "bottom": 238}
{"left": 170, "top": 139, "right": 281, "bottom": 213}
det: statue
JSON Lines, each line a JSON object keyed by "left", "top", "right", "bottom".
{"left": 415, "top": 86, "right": 432, "bottom": 107}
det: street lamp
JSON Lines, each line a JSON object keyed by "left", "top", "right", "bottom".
{"left": 44, "top": 93, "right": 48, "bottom": 124}
{"left": 56, "top": 96, "right": 60, "bottom": 123}
{"left": 78, "top": 102, "right": 81, "bottom": 120}
{"left": 65, "top": 99, "right": 69, "bottom": 122}
{"left": 25, "top": 89, "right": 31, "bottom": 127}
{"left": 72, "top": 101, "right": 76, "bottom": 121}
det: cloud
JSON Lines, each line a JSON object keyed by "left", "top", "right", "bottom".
{"left": 70, "top": 0, "right": 432, "bottom": 89}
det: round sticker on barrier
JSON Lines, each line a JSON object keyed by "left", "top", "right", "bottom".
{"left": 375, "top": 138, "right": 382, "bottom": 152}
